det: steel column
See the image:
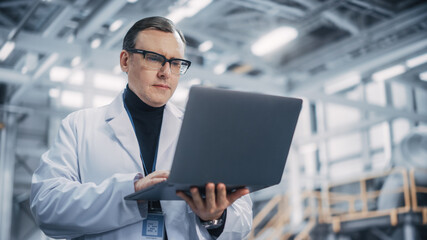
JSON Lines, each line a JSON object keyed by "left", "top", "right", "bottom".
{"left": 0, "top": 111, "right": 19, "bottom": 240}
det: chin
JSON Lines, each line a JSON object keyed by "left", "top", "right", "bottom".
{"left": 151, "top": 99, "right": 168, "bottom": 107}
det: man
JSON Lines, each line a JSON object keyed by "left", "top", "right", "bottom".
{"left": 30, "top": 16, "right": 252, "bottom": 239}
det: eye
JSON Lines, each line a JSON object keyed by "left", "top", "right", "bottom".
{"left": 171, "top": 61, "right": 182, "bottom": 67}
{"left": 145, "top": 53, "right": 163, "bottom": 63}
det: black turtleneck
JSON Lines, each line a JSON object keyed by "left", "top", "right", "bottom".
{"left": 124, "top": 85, "right": 164, "bottom": 175}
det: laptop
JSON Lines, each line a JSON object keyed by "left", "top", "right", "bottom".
{"left": 125, "top": 86, "right": 302, "bottom": 201}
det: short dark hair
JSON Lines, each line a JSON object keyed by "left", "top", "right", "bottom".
{"left": 122, "top": 16, "right": 186, "bottom": 50}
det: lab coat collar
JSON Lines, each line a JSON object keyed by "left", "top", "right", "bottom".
{"left": 105, "top": 90, "right": 142, "bottom": 173}
{"left": 105, "top": 90, "right": 183, "bottom": 174}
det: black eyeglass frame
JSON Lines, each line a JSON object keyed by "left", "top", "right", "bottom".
{"left": 125, "top": 48, "right": 191, "bottom": 75}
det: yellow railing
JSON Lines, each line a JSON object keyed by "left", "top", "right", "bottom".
{"left": 321, "top": 168, "right": 411, "bottom": 232}
{"left": 250, "top": 167, "right": 426, "bottom": 239}
{"left": 249, "top": 191, "right": 321, "bottom": 240}
{"left": 409, "top": 168, "right": 427, "bottom": 224}
{"left": 249, "top": 195, "right": 290, "bottom": 240}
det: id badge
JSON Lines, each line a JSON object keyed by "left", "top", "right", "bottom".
{"left": 142, "top": 213, "right": 165, "bottom": 240}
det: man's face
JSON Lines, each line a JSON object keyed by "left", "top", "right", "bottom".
{"left": 120, "top": 29, "right": 185, "bottom": 107}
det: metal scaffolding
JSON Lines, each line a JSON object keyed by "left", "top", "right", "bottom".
{"left": 0, "top": 106, "right": 25, "bottom": 240}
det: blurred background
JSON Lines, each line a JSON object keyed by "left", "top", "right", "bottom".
{"left": 0, "top": 0, "right": 426, "bottom": 239}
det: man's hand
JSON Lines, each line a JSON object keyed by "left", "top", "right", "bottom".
{"left": 134, "top": 170, "right": 169, "bottom": 192}
{"left": 176, "top": 183, "right": 249, "bottom": 221}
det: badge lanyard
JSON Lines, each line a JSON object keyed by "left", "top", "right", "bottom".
{"left": 123, "top": 91, "right": 166, "bottom": 239}
{"left": 123, "top": 90, "right": 159, "bottom": 176}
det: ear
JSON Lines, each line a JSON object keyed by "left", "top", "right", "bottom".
{"left": 119, "top": 50, "right": 130, "bottom": 73}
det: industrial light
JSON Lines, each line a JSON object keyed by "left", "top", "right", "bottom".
{"left": 406, "top": 53, "right": 427, "bottom": 68}
{"left": 372, "top": 64, "right": 406, "bottom": 82}
{"left": 25, "top": 52, "right": 39, "bottom": 72}
{"left": 214, "top": 63, "right": 226, "bottom": 75}
{"left": 61, "top": 90, "right": 83, "bottom": 108}
{"left": 91, "top": 38, "right": 101, "bottom": 49}
{"left": 21, "top": 66, "right": 28, "bottom": 74}
{"left": 251, "top": 27, "right": 298, "bottom": 56}
{"left": 71, "top": 56, "right": 81, "bottom": 67}
{"left": 325, "top": 72, "right": 361, "bottom": 94}
{"left": 166, "top": 0, "right": 212, "bottom": 24}
{"left": 0, "top": 41, "right": 15, "bottom": 61}
{"left": 198, "top": 40, "right": 213, "bottom": 52}
{"left": 50, "top": 66, "right": 71, "bottom": 82}
{"left": 420, "top": 71, "right": 427, "bottom": 82}
{"left": 67, "top": 35, "right": 75, "bottom": 43}
{"left": 94, "top": 73, "right": 125, "bottom": 91}
{"left": 109, "top": 19, "right": 123, "bottom": 32}
{"left": 49, "top": 88, "right": 60, "bottom": 98}
{"left": 127, "top": 0, "right": 138, "bottom": 3}
{"left": 69, "top": 70, "right": 84, "bottom": 85}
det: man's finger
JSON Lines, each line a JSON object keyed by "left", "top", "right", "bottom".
{"left": 148, "top": 177, "right": 167, "bottom": 186}
{"left": 216, "top": 183, "right": 227, "bottom": 206}
{"left": 190, "top": 187, "right": 205, "bottom": 210}
{"left": 205, "top": 183, "right": 216, "bottom": 210}
{"left": 134, "top": 177, "right": 167, "bottom": 191}
{"left": 148, "top": 170, "right": 169, "bottom": 178}
{"left": 177, "top": 191, "right": 198, "bottom": 212}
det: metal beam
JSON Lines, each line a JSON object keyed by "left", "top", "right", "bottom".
{"left": 347, "top": 0, "right": 393, "bottom": 17}
{"left": 1, "top": 29, "right": 118, "bottom": 68}
{"left": 0, "top": 68, "right": 31, "bottom": 84}
{"left": 0, "top": 0, "right": 33, "bottom": 8}
{"left": 282, "top": 3, "right": 427, "bottom": 73}
{"left": 294, "top": 0, "right": 360, "bottom": 35}
{"left": 181, "top": 26, "right": 277, "bottom": 77}
{"left": 323, "top": 9, "right": 360, "bottom": 35}
{"left": 76, "top": 0, "right": 128, "bottom": 40}
{"left": 42, "top": 4, "right": 77, "bottom": 38}
{"left": 7, "top": 0, "right": 41, "bottom": 41}
{"left": 10, "top": 53, "right": 60, "bottom": 104}
{"left": 290, "top": 32, "right": 427, "bottom": 94}
{"left": 295, "top": 115, "right": 391, "bottom": 145}
{"left": 0, "top": 13, "right": 14, "bottom": 27}
{"left": 0, "top": 112, "right": 19, "bottom": 240}
{"left": 13, "top": 29, "right": 83, "bottom": 56}
{"left": 184, "top": 65, "right": 286, "bottom": 96}
{"left": 303, "top": 91, "right": 427, "bottom": 122}
{"left": 234, "top": 0, "right": 305, "bottom": 19}
{"left": 389, "top": 62, "right": 427, "bottom": 89}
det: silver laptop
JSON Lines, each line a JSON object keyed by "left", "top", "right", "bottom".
{"left": 125, "top": 86, "right": 302, "bottom": 201}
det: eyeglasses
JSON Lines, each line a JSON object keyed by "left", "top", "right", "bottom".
{"left": 125, "top": 48, "right": 191, "bottom": 75}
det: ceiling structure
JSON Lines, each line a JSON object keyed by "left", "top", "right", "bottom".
{"left": 0, "top": 0, "right": 427, "bottom": 238}
{"left": 0, "top": 0, "right": 426, "bottom": 191}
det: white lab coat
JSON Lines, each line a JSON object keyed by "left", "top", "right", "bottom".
{"left": 30, "top": 91, "right": 253, "bottom": 240}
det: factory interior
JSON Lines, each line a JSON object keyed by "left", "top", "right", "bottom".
{"left": 0, "top": 0, "right": 426, "bottom": 239}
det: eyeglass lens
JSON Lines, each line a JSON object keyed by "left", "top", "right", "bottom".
{"left": 143, "top": 52, "right": 189, "bottom": 75}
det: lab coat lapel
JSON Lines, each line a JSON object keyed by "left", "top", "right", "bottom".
{"left": 105, "top": 92, "right": 143, "bottom": 173}
{"left": 156, "top": 103, "right": 183, "bottom": 171}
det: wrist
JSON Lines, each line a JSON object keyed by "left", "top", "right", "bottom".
{"left": 200, "top": 218, "right": 224, "bottom": 229}
{"left": 200, "top": 209, "right": 227, "bottom": 229}
{"left": 200, "top": 212, "right": 223, "bottom": 222}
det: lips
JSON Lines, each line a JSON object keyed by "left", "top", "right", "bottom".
{"left": 153, "top": 84, "right": 170, "bottom": 89}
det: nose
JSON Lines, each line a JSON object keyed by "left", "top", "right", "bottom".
{"left": 158, "top": 62, "right": 171, "bottom": 78}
